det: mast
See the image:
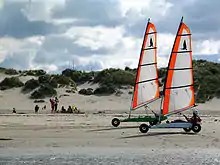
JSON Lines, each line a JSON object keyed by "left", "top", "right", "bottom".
{"left": 129, "top": 18, "right": 160, "bottom": 117}
{"left": 161, "top": 17, "right": 196, "bottom": 116}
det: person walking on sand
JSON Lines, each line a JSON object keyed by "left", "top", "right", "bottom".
{"left": 54, "top": 97, "right": 59, "bottom": 112}
{"left": 35, "top": 105, "right": 39, "bottom": 113}
{"left": 49, "top": 98, "right": 55, "bottom": 113}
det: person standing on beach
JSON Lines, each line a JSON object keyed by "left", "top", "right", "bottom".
{"left": 49, "top": 98, "right": 55, "bottom": 113}
{"left": 54, "top": 97, "right": 59, "bottom": 112}
{"left": 35, "top": 105, "right": 39, "bottom": 113}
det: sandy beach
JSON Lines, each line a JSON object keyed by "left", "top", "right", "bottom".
{"left": 1, "top": 113, "right": 220, "bottom": 164}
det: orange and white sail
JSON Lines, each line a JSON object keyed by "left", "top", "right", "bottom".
{"left": 162, "top": 17, "right": 195, "bottom": 116}
{"left": 131, "top": 19, "right": 160, "bottom": 110}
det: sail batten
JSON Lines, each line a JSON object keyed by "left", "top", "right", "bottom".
{"left": 131, "top": 20, "right": 160, "bottom": 110}
{"left": 136, "top": 78, "right": 159, "bottom": 84}
{"left": 162, "top": 19, "right": 195, "bottom": 116}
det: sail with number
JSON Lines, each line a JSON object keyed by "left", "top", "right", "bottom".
{"left": 131, "top": 19, "right": 160, "bottom": 110}
{"left": 162, "top": 17, "right": 195, "bottom": 116}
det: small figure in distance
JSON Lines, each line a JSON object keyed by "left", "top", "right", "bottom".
{"left": 54, "top": 97, "right": 59, "bottom": 112}
{"left": 72, "top": 105, "right": 80, "bottom": 114}
{"left": 67, "top": 106, "right": 73, "bottom": 113}
{"left": 49, "top": 98, "right": 55, "bottom": 113}
{"left": 35, "top": 105, "right": 39, "bottom": 113}
{"left": 42, "top": 105, "right": 46, "bottom": 110}
{"left": 61, "top": 106, "right": 66, "bottom": 113}
{"left": 12, "top": 108, "right": 16, "bottom": 113}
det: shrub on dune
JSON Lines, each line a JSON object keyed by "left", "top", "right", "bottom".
{"left": 78, "top": 88, "right": 93, "bottom": 95}
{"left": 30, "top": 84, "right": 57, "bottom": 99}
{"left": 93, "top": 84, "right": 116, "bottom": 95}
{"left": 0, "top": 77, "right": 24, "bottom": 90}
{"left": 22, "top": 79, "right": 40, "bottom": 92}
{"left": 4, "top": 68, "right": 18, "bottom": 75}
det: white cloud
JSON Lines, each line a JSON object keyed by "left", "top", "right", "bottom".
{"left": 194, "top": 40, "right": 220, "bottom": 55}
{"left": 120, "top": 0, "right": 172, "bottom": 19}
{"left": 0, "top": 0, "right": 220, "bottom": 72}
{"left": 66, "top": 26, "right": 125, "bottom": 51}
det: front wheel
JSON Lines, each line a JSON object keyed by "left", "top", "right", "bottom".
{"left": 139, "top": 124, "right": 149, "bottom": 133}
{"left": 112, "top": 118, "right": 120, "bottom": 127}
{"left": 183, "top": 127, "right": 192, "bottom": 133}
{"left": 191, "top": 123, "right": 201, "bottom": 133}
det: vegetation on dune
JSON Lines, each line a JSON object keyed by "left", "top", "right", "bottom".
{"left": 0, "top": 77, "right": 24, "bottom": 90}
{"left": 93, "top": 68, "right": 135, "bottom": 86}
{"left": 38, "top": 74, "right": 76, "bottom": 89}
{"left": 51, "top": 75, "right": 76, "bottom": 88}
{"left": 30, "top": 84, "right": 57, "bottom": 99}
{"left": 193, "top": 60, "right": 220, "bottom": 103}
{"left": 62, "top": 69, "right": 94, "bottom": 83}
{"left": 78, "top": 88, "right": 93, "bottom": 95}
{"left": 0, "top": 68, "right": 19, "bottom": 75}
{"left": 22, "top": 69, "right": 46, "bottom": 76}
{"left": 28, "top": 74, "right": 76, "bottom": 99}
{"left": 22, "top": 79, "right": 40, "bottom": 92}
{"left": 93, "top": 84, "right": 116, "bottom": 95}
{"left": 1, "top": 60, "right": 220, "bottom": 102}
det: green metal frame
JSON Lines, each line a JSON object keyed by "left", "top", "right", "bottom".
{"left": 119, "top": 115, "right": 167, "bottom": 123}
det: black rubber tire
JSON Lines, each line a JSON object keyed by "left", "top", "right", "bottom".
{"left": 191, "top": 123, "right": 201, "bottom": 133}
{"left": 112, "top": 118, "right": 120, "bottom": 127}
{"left": 139, "top": 124, "right": 149, "bottom": 133}
{"left": 183, "top": 127, "right": 192, "bottom": 133}
{"left": 149, "top": 121, "right": 154, "bottom": 126}
{"left": 149, "top": 120, "right": 158, "bottom": 126}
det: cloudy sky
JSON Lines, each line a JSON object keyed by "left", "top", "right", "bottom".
{"left": 0, "top": 0, "right": 219, "bottom": 73}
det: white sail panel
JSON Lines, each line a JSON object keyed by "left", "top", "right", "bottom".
{"left": 136, "top": 81, "right": 159, "bottom": 107}
{"left": 162, "top": 21, "right": 195, "bottom": 115}
{"left": 174, "top": 52, "right": 191, "bottom": 69}
{"left": 171, "top": 70, "right": 192, "bottom": 87}
{"left": 142, "top": 46, "right": 156, "bottom": 64}
{"left": 132, "top": 21, "right": 159, "bottom": 110}
{"left": 168, "top": 86, "right": 194, "bottom": 114}
{"left": 139, "top": 65, "right": 157, "bottom": 82}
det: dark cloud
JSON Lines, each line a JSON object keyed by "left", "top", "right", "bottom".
{"left": 52, "top": 0, "right": 123, "bottom": 27}
{"left": 32, "top": 35, "right": 111, "bottom": 65}
{"left": 124, "top": 0, "right": 220, "bottom": 40}
{"left": 0, "top": 1, "right": 68, "bottom": 38}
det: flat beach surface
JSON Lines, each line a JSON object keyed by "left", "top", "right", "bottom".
{"left": 1, "top": 114, "right": 220, "bottom": 164}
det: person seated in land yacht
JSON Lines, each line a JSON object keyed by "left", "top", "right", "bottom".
{"left": 183, "top": 110, "right": 202, "bottom": 123}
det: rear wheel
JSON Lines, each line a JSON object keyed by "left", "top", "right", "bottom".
{"left": 112, "top": 118, "right": 120, "bottom": 127}
{"left": 183, "top": 127, "right": 191, "bottom": 133}
{"left": 149, "top": 119, "right": 158, "bottom": 126}
{"left": 191, "top": 123, "right": 201, "bottom": 133}
{"left": 139, "top": 124, "right": 149, "bottom": 133}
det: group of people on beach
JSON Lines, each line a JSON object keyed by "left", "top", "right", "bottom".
{"left": 49, "top": 97, "right": 80, "bottom": 114}
{"left": 15, "top": 96, "right": 81, "bottom": 114}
